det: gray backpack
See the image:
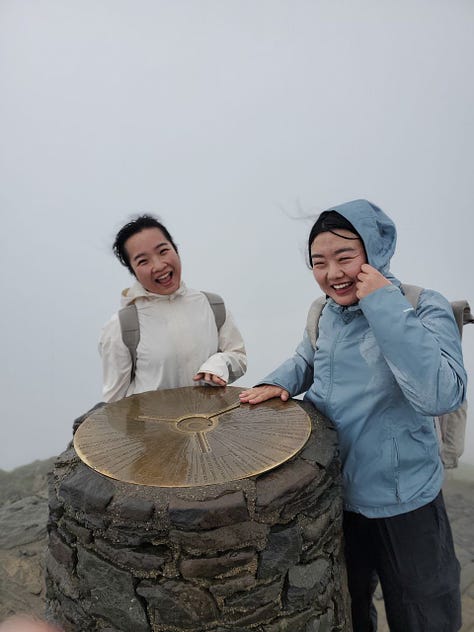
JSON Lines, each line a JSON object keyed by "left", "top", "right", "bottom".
{"left": 118, "top": 291, "right": 225, "bottom": 382}
{"left": 305, "top": 284, "right": 473, "bottom": 469}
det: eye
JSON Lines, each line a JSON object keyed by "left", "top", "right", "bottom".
{"left": 159, "top": 247, "right": 170, "bottom": 255}
{"left": 136, "top": 258, "right": 147, "bottom": 266}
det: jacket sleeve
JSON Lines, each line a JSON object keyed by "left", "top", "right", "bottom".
{"left": 257, "top": 329, "right": 315, "bottom": 396}
{"left": 197, "top": 310, "right": 247, "bottom": 383}
{"left": 360, "top": 284, "right": 467, "bottom": 416}
{"left": 98, "top": 314, "right": 133, "bottom": 402}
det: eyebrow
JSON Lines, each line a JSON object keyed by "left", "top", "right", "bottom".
{"left": 311, "top": 247, "right": 358, "bottom": 260}
{"left": 132, "top": 242, "right": 169, "bottom": 262}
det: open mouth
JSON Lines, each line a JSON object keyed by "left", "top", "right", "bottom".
{"left": 155, "top": 271, "right": 173, "bottom": 286}
{"left": 332, "top": 282, "right": 352, "bottom": 291}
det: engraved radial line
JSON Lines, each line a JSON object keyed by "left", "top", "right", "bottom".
{"left": 165, "top": 439, "right": 191, "bottom": 483}
{"left": 135, "top": 415, "right": 174, "bottom": 422}
{"left": 207, "top": 401, "right": 241, "bottom": 419}
{"left": 108, "top": 450, "right": 147, "bottom": 476}
{"left": 197, "top": 432, "right": 211, "bottom": 454}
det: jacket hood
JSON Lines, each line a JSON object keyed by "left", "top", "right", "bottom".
{"left": 120, "top": 280, "right": 187, "bottom": 307}
{"left": 327, "top": 199, "right": 397, "bottom": 275}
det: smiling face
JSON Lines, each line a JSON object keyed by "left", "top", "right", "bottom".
{"left": 310, "top": 229, "right": 367, "bottom": 306}
{"left": 125, "top": 227, "right": 182, "bottom": 295}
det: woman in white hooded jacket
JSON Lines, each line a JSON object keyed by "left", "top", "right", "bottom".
{"left": 99, "top": 215, "right": 247, "bottom": 402}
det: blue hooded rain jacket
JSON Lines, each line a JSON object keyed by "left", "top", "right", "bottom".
{"left": 262, "top": 199, "right": 467, "bottom": 518}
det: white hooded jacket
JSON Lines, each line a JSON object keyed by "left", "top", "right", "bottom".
{"left": 99, "top": 281, "right": 247, "bottom": 402}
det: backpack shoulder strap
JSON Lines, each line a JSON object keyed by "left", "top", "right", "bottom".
{"left": 202, "top": 291, "right": 226, "bottom": 331}
{"left": 450, "top": 300, "right": 473, "bottom": 337}
{"left": 400, "top": 283, "right": 423, "bottom": 310}
{"left": 402, "top": 284, "right": 473, "bottom": 337}
{"left": 306, "top": 296, "right": 327, "bottom": 350}
{"left": 118, "top": 303, "right": 140, "bottom": 382}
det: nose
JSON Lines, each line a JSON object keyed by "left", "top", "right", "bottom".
{"left": 327, "top": 261, "right": 344, "bottom": 281}
{"left": 151, "top": 255, "right": 166, "bottom": 273}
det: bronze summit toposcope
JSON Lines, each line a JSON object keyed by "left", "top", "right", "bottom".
{"left": 73, "top": 386, "right": 311, "bottom": 487}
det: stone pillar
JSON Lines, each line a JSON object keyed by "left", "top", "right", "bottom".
{"left": 46, "top": 401, "right": 350, "bottom": 631}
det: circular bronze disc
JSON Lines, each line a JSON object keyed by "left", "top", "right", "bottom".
{"left": 74, "top": 386, "right": 311, "bottom": 487}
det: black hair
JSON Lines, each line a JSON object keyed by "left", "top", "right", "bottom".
{"left": 113, "top": 215, "right": 178, "bottom": 274}
{"left": 307, "top": 210, "right": 362, "bottom": 267}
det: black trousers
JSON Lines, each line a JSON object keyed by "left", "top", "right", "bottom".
{"left": 343, "top": 492, "right": 461, "bottom": 632}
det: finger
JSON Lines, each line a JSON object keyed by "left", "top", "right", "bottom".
{"left": 193, "top": 373, "right": 203, "bottom": 381}
{"left": 239, "top": 387, "right": 262, "bottom": 397}
{"left": 197, "top": 373, "right": 225, "bottom": 386}
{"left": 280, "top": 390, "right": 290, "bottom": 401}
{"left": 211, "top": 374, "right": 226, "bottom": 386}
{"left": 245, "top": 393, "right": 269, "bottom": 404}
{"left": 239, "top": 389, "right": 265, "bottom": 403}
{"left": 252, "top": 388, "right": 284, "bottom": 404}
{"left": 204, "top": 373, "right": 214, "bottom": 382}
{"left": 245, "top": 387, "right": 283, "bottom": 405}
{"left": 239, "top": 389, "right": 257, "bottom": 402}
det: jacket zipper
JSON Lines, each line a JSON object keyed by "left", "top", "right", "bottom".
{"left": 326, "top": 326, "right": 344, "bottom": 408}
{"left": 393, "top": 437, "right": 401, "bottom": 502}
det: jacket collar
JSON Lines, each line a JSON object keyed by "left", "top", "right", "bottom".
{"left": 121, "top": 281, "right": 187, "bottom": 306}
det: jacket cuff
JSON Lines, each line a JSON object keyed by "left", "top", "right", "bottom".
{"left": 197, "top": 355, "right": 230, "bottom": 382}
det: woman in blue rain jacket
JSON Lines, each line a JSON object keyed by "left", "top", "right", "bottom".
{"left": 240, "top": 199, "right": 466, "bottom": 632}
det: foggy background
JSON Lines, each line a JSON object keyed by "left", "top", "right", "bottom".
{"left": 1, "top": 0, "right": 473, "bottom": 471}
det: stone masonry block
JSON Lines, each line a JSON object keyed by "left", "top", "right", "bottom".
{"left": 229, "top": 601, "right": 280, "bottom": 627}
{"left": 223, "top": 579, "right": 282, "bottom": 611}
{"left": 48, "top": 529, "right": 75, "bottom": 570}
{"left": 255, "top": 459, "right": 320, "bottom": 511}
{"left": 104, "top": 524, "right": 165, "bottom": 547}
{"left": 169, "top": 490, "right": 249, "bottom": 530}
{"left": 45, "top": 551, "right": 80, "bottom": 601}
{"left": 48, "top": 476, "right": 64, "bottom": 521}
{"left": 111, "top": 495, "right": 154, "bottom": 522}
{"left": 280, "top": 477, "right": 332, "bottom": 522}
{"left": 262, "top": 608, "right": 322, "bottom": 632}
{"left": 95, "top": 537, "right": 168, "bottom": 574}
{"left": 76, "top": 545, "right": 149, "bottom": 632}
{"left": 286, "top": 558, "right": 331, "bottom": 610}
{"left": 180, "top": 548, "right": 256, "bottom": 579}
{"left": 137, "top": 579, "right": 218, "bottom": 628}
{"left": 209, "top": 574, "right": 256, "bottom": 600}
{"left": 258, "top": 521, "right": 303, "bottom": 579}
{"left": 170, "top": 520, "right": 269, "bottom": 555}
{"left": 58, "top": 463, "right": 115, "bottom": 513}
{"left": 47, "top": 593, "right": 91, "bottom": 632}
{"left": 297, "top": 480, "right": 342, "bottom": 521}
{"left": 61, "top": 517, "right": 93, "bottom": 545}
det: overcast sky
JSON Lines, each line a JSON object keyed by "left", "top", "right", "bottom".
{"left": 1, "top": 0, "right": 473, "bottom": 471}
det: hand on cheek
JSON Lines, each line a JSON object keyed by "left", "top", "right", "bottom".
{"left": 356, "top": 264, "right": 391, "bottom": 299}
